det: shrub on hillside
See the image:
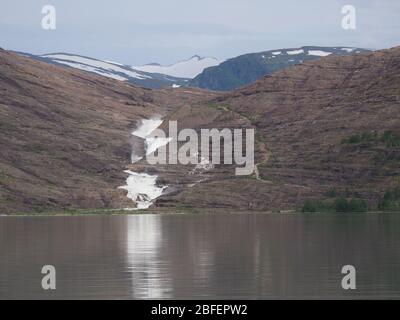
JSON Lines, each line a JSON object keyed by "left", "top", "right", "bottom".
{"left": 302, "top": 197, "right": 367, "bottom": 213}
{"left": 378, "top": 186, "right": 400, "bottom": 211}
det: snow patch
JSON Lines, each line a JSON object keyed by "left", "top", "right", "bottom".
{"left": 134, "top": 55, "right": 222, "bottom": 79}
{"left": 308, "top": 50, "right": 332, "bottom": 57}
{"left": 104, "top": 60, "right": 124, "bottom": 66}
{"left": 42, "top": 54, "right": 151, "bottom": 80}
{"left": 287, "top": 49, "right": 304, "bottom": 55}
{"left": 341, "top": 48, "right": 355, "bottom": 53}
{"left": 51, "top": 61, "right": 129, "bottom": 81}
{"left": 272, "top": 51, "right": 281, "bottom": 55}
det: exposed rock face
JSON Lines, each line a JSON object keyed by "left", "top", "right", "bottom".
{"left": 1, "top": 46, "right": 400, "bottom": 213}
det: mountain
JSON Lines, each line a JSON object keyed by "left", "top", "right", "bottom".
{"left": 189, "top": 46, "right": 371, "bottom": 91}
{"left": 0, "top": 48, "right": 216, "bottom": 213}
{"left": 1, "top": 46, "right": 399, "bottom": 214}
{"left": 156, "top": 46, "right": 399, "bottom": 210}
{"left": 17, "top": 48, "right": 370, "bottom": 92}
{"left": 16, "top": 52, "right": 190, "bottom": 89}
{"left": 133, "top": 55, "right": 222, "bottom": 79}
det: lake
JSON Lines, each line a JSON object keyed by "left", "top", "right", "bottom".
{"left": 0, "top": 213, "right": 399, "bottom": 299}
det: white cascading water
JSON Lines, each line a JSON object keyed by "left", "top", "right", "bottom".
{"left": 119, "top": 170, "right": 167, "bottom": 210}
{"left": 118, "top": 118, "right": 169, "bottom": 210}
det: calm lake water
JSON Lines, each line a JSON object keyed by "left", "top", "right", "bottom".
{"left": 1, "top": 213, "right": 400, "bottom": 299}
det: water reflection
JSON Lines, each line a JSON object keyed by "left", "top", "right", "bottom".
{"left": 126, "top": 215, "right": 172, "bottom": 299}
{"left": 1, "top": 213, "right": 400, "bottom": 299}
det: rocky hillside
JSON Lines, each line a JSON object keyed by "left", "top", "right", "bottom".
{"left": 189, "top": 46, "right": 370, "bottom": 91}
{"left": 156, "top": 46, "right": 400, "bottom": 211}
{"left": 0, "top": 49, "right": 216, "bottom": 213}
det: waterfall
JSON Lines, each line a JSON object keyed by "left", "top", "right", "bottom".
{"left": 119, "top": 118, "right": 169, "bottom": 210}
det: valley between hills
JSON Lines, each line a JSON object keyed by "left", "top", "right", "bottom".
{"left": 1, "top": 46, "right": 400, "bottom": 214}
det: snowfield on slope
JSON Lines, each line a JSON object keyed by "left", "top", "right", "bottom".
{"left": 42, "top": 53, "right": 150, "bottom": 80}
{"left": 308, "top": 50, "right": 332, "bottom": 57}
{"left": 134, "top": 55, "right": 222, "bottom": 79}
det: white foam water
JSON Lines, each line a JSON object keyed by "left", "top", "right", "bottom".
{"left": 130, "top": 118, "right": 165, "bottom": 163}
{"left": 120, "top": 118, "right": 169, "bottom": 209}
{"left": 145, "top": 137, "right": 173, "bottom": 155}
{"left": 119, "top": 170, "right": 167, "bottom": 210}
{"left": 131, "top": 118, "right": 163, "bottom": 139}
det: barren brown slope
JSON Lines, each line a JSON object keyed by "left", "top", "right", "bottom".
{"left": 157, "top": 47, "right": 400, "bottom": 211}
{"left": 1, "top": 47, "right": 399, "bottom": 214}
{"left": 0, "top": 49, "right": 216, "bottom": 213}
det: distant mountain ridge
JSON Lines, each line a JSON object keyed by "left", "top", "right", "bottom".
{"left": 34, "top": 52, "right": 190, "bottom": 89}
{"left": 189, "top": 46, "right": 372, "bottom": 91}
{"left": 15, "top": 47, "right": 371, "bottom": 91}
{"left": 15, "top": 52, "right": 222, "bottom": 89}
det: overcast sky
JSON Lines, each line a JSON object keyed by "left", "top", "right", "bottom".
{"left": 1, "top": 0, "right": 399, "bottom": 65}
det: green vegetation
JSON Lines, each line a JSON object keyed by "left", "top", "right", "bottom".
{"left": 324, "top": 187, "right": 338, "bottom": 198}
{"left": 0, "top": 171, "right": 10, "bottom": 185}
{"left": 302, "top": 197, "right": 367, "bottom": 213}
{"left": 341, "top": 131, "right": 378, "bottom": 144}
{"left": 382, "top": 131, "right": 400, "bottom": 147}
{"left": 304, "top": 186, "right": 368, "bottom": 213}
{"left": 378, "top": 186, "right": 400, "bottom": 211}
{"left": 301, "top": 199, "right": 334, "bottom": 213}
{"left": 25, "top": 143, "right": 46, "bottom": 154}
{"left": 334, "top": 197, "right": 368, "bottom": 213}
{"left": 0, "top": 190, "right": 13, "bottom": 204}
{"left": 206, "top": 102, "right": 220, "bottom": 109}
{"left": 172, "top": 206, "right": 201, "bottom": 214}
{"left": 304, "top": 183, "right": 400, "bottom": 213}
{"left": 341, "top": 130, "right": 400, "bottom": 147}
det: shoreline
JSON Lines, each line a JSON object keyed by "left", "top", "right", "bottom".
{"left": 0, "top": 208, "right": 396, "bottom": 217}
